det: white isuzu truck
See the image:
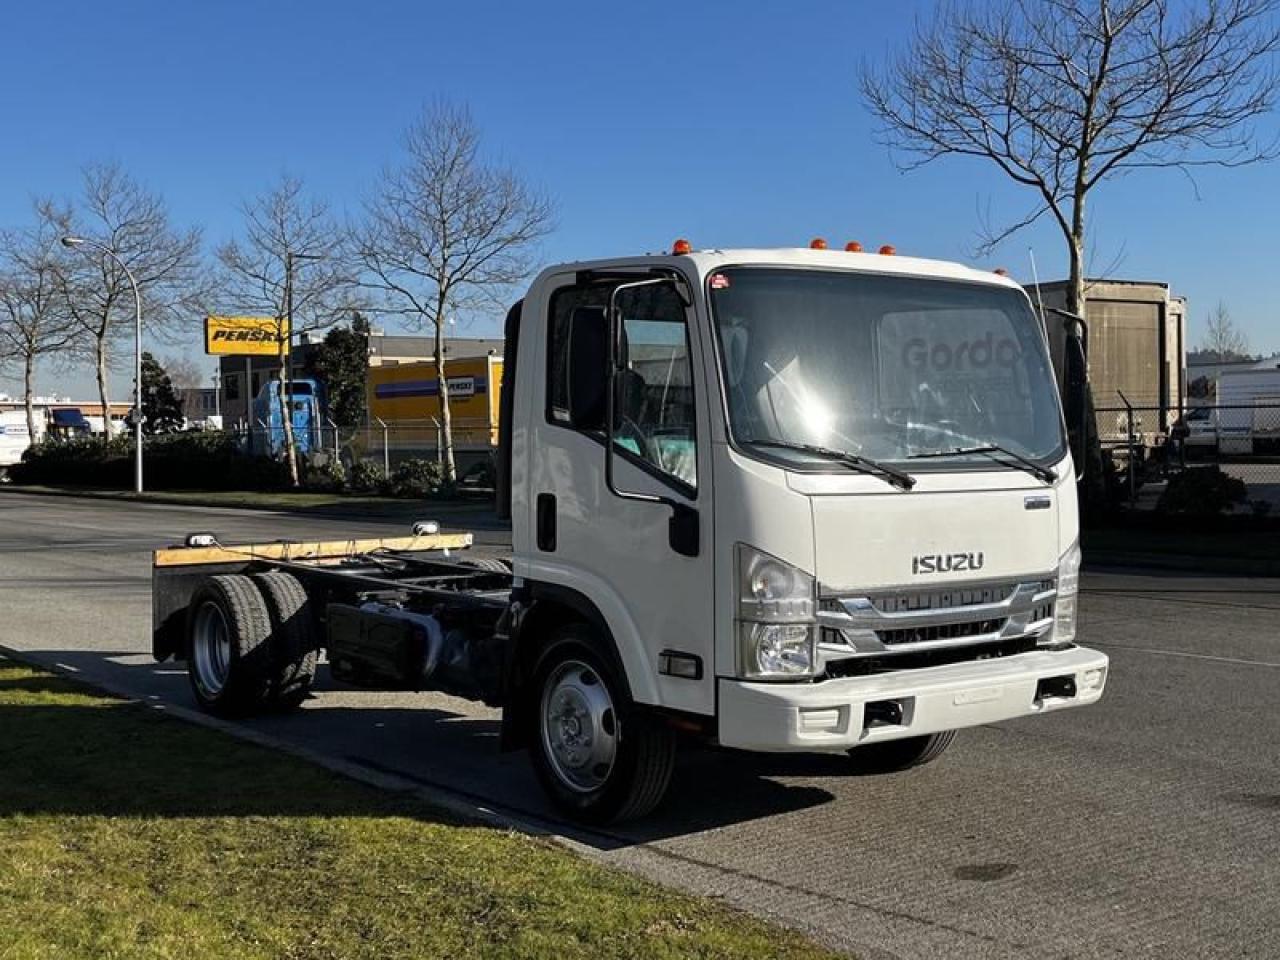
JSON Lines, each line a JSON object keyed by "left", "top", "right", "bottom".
{"left": 152, "top": 242, "right": 1109, "bottom": 823}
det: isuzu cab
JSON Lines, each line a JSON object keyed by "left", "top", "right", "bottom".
{"left": 153, "top": 242, "right": 1109, "bottom": 823}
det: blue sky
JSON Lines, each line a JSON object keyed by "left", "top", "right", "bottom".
{"left": 2, "top": 0, "right": 1277, "bottom": 399}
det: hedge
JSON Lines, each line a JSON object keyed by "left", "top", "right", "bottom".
{"left": 10, "top": 433, "right": 289, "bottom": 491}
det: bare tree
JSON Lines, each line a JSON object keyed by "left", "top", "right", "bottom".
{"left": 0, "top": 205, "right": 77, "bottom": 439}
{"left": 861, "top": 0, "right": 1280, "bottom": 316}
{"left": 217, "top": 174, "right": 360, "bottom": 485}
{"left": 161, "top": 353, "right": 204, "bottom": 391}
{"left": 1201, "top": 300, "right": 1250, "bottom": 360}
{"left": 52, "top": 163, "right": 204, "bottom": 440}
{"left": 357, "top": 102, "right": 554, "bottom": 482}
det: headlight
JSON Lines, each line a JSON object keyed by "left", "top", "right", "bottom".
{"left": 1051, "top": 541, "right": 1081, "bottom": 645}
{"left": 736, "top": 545, "right": 816, "bottom": 679}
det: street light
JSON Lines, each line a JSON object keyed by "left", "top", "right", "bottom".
{"left": 61, "top": 235, "right": 144, "bottom": 494}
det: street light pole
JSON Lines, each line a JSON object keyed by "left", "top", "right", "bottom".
{"left": 61, "top": 235, "right": 144, "bottom": 494}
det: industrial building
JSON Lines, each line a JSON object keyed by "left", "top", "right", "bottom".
{"left": 215, "top": 331, "right": 501, "bottom": 427}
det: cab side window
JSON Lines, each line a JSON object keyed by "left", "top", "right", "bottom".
{"left": 613, "top": 284, "right": 697, "bottom": 490}
{"left": 546, "top": 280, "right": 697, "bottom": 492}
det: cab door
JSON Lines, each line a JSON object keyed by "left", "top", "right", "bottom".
{"left": 524, "top": 272, "right": 715, "bottom": 715}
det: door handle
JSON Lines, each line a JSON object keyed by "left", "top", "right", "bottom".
{"left": 536, "top": 493, "right": 556, "bottom": 552}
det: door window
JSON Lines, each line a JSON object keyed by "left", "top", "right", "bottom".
{"left": 613, "top": 284, "right": 697, "bottom": 489}
{"left": 546, "top": 280, "right": 698, "bottom": 492}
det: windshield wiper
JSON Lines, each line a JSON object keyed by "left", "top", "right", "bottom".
{"left": 909, "top": 445, "right": 1057, "bottom": 485}
{"left": 746, "top": 440, "right": 916, "bottom": 491}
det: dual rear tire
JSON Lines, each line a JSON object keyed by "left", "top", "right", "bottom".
{"left": 186, "top": 572, "right": 317, "bottom": 717}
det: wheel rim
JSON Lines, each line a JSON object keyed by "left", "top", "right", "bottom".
{"left": 540, "top": 659, "right": 618, "bottom": 794}
{"left": 191, "top": 600, "right": 232, "bottom": 699}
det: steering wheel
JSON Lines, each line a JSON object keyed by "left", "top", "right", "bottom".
{"left": 612, "top": 415, "right": 653, "bottom": 461}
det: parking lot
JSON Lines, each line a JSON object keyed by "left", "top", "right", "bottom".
{"left": 2, "top": 491, "right": 1278, "bottom": 959}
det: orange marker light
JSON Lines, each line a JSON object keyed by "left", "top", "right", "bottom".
{"left": 878, "top": 244, "right": 896, "bottom": 256}
{"left": 671, "top": 238, "right": 692, "bottom": 255}
{"left": 994, "top": 267, "right": 1009, "bottom": 276}
{"left": 810, "top": 238, "right": 828, "bottom": 250}
{"left": 845, "top": 241, "right": 863, "bottom": 252}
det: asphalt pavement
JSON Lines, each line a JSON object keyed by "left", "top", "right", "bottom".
{"left": 2, "top": 491, "right": 1278, "bottom": 960}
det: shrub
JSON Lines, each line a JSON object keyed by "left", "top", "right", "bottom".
{"left": 301, "top": 458, "right": 346, "bottom": 493}
{"left": 388, "top": 458, "right": 452, "bottom": 499}
{"left": 1156, "top": 466, "right": 1248, "bottom": 516}
{"left": 348, "top": 460, "right": 387, "bottom": 494}
{"left": 10, "top": 436, "right": 129, "bottom": 487}
{"left": 10, "top": 431, "right": 289, "bottom": 491}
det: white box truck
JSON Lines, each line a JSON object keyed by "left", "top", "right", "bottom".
{"left": 152, "top": 242, "right": 1109, "bottom": 823}
{"left": 0, "top": 410, "right": 40, "bottom": 477}
{"left": 1216, "top": 365, "right": 1280, "bottom": 455}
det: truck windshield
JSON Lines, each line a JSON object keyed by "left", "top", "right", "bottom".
{"left": 709, "top": 268, "right": 1066, "bottom": 469}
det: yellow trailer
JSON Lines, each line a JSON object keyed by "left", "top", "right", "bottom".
{"left": 367, "top": 355, "right": 503, "bottom": 452}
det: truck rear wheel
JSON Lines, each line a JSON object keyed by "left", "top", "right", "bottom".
{"left": 458, "top": 555, "right": 512, "bottom": 574}
{"left": 186, "top": 574, "right": 274, "bottom": 717}
{"left": 252, "top": 571, "right": 318, "bottom": 710}
{"left": 847, "top": 730, "right": 956, "bottom": 774}
{"left": 529, "top": 626, "right": 675, "bottom": 824}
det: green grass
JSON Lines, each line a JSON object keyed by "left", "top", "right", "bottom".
{"left": 0, "top": 659, "right": 838, "bottom": 960}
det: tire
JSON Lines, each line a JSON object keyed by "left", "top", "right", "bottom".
{"left": 252, "top": 571, "right": 319, "bottom": 710}
{"left": 846, "top": 730, "right": 957, "bottom": 774}
{"left": 459, "top": 555, "right": 512, "bottom": 574}
{"left": 528, "top": 625, "right": 675, "bottom": 824}
{"left": 186, "top": 573, "right": 274, "bottom": 717}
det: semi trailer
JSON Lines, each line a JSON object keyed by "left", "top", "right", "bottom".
{"left": 153, "top": 241, "right": 1109, "bottom": 823}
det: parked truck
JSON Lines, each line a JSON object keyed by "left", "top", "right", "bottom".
{"left": 0, "top": 410, "right": 37, "bottom": 477}
{"left": 248, "top": 377, "right": 324, "bottom": 457}
{"left": 1215, "top": 363, "right": 1280, "bottom": 456}
{"left": 152, "top": 242, "right": 1109, "bottom": 823}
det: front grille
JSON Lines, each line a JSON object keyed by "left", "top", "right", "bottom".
{"left": 825, "top": 634, "right": 1039, "bottom": 677}
{"left": 818, "top": 575, "right": 1057, "bottom": 664}
{"left": 820, "top": 616, "right": 1010, "bottom": 648}
{"left": 868, "top": 584, "right": 1014, "bottom": 613}
{"left": 879, "top": 617, "right": 1007, "bottom": 645}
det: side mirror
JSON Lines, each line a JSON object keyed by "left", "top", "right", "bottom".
{"left": 566, "top": 306, "right": 607, "bottom": 431}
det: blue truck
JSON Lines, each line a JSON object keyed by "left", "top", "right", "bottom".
{"left": 249, "top": 378, "right": 324, "bottom": 457}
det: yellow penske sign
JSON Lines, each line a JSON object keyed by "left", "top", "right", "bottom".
{"left": 204, "top": 316, "right": 288, "bottom": 356}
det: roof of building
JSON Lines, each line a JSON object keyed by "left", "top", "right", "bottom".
{"left": 368, "top": 334, "right": 503, "bottom": 360}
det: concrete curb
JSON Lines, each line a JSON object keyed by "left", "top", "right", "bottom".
{"left": 0, "top": 643, "right": 861, "bottom": 957}
{"left": 0, "top": 642, "right": 536, "bottom": 832}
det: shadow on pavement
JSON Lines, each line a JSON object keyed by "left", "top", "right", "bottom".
{"left": 5, "top": 647, "right": 837, "bottom": 846}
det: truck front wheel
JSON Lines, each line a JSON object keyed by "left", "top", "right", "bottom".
{"left": 529, "top": 627, "right": 675, "bottom": 824}
{"left": 186, "top": 574, "right": 274, "bottom": 717}
{"left": 847, "top": 730, "right": 956, "bottom": 774}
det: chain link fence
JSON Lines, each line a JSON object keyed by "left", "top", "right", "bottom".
{"left": 1093, "top": 401, "right": 1280, "bottom": 514}
{"left": 210, "top": 416, "right": 497, "bottom": 479}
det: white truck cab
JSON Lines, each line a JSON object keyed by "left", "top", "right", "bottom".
{"left": 505, "top": 242, "right": 1106, "bottom": 775}
{"left": 156, "top": 241, "right": 1109, "bottom": 824}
